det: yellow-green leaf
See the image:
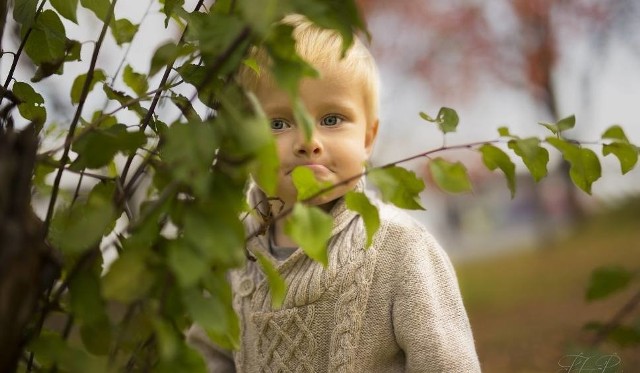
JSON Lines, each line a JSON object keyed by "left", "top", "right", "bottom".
{"left": 368, "top": 166, "right": 425, "bottom": 210}
{"left": 586, "top": 266, "right": 634, "bottom": 301}
{"left": 284, "top": 204, "right": 332, "bottom": 266}
{"left": 102, "top": 249, "right": 154, "bottom": 303}
{"left": 71, "top": 69, "right": 107, "bottom": 104}
{"left": 111, "top": 18, "right": 138, "bottom": 45}
{"left": 508, "top": 137, "right": 549, "bottom": 182}
{"left": 345, "top": 191, "right": 380, "bottom": 248}
{"left": 51, "top": 0, "right": 79, "bottom": 23}
{"left": 123, "top": 65, "right": 148, "bottom": 96}
{"left": 601, "top": 125, "right": 629, "bottom": 142}
{"left": 479, "top": 144, "right": 516, "bottom": 198}
{"left": 428, "top": 158, "right": 472, "bottom": 194}
{"left": 547, "top": 137, "right": 601, "bottom": 194}
{"left": 291, "top": 166, "right": 331, "bottom": 201}
{"left": 603, "top": 142, "right": 638, "bottom": 175}
{"left": 255, "top": 252, "right": 286, "bottom": 309}
{"left": 80, "top": 0, "right": 111, "bottom": 22}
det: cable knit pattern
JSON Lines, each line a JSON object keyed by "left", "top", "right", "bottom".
{"left": 187, "top": 179, "right": 482, "bottom": 373}
{"left": 252, "top": 306, "right": 316, "bottom": 372}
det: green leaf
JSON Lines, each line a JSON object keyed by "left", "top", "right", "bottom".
{"left": 602, "top": 125, "right": 629, "bottom": 142}
{"left": 291, "top": 0, "right": 367, "bottom": 55}
{"left": 102, "top": 84, "right": 147, "bottom": 117}
{"left": 186, "top": 12, "right": 245, "bottom": 57}
{"left": 345, "top": 191, "right": 380, "bottom": 248}
{"left": 182, "top": 287, "right": 236, "bottom": 344}
{"left": 266, "top": 23, "right": 318, "bottom": 96}
{"left": 539, "top": 114, "right": 575, "bottom": 135}
{"left": 291, "top": 166, "right": 331, "bottom": 201}
{"left": 69, "top": 269, "right": 107, "bottom": 325}
{"left": 48, "top": 183, "right": 117, "bottom": 254}
{"left": 293, "top": 96, "right": 316, "bottom": 141}
{"left": 603, "top": 142, "right": 638, "bottom": 175}
{"left": 428, "top": 158, "right": 472, "bottom": 194}
{"left": 23, "top": 10, "right": 66, "bottom": 65}
{"left": 71, "top": 123, "right": 146, "bottom": 170}
{"left": 547, "top": 137, "right": 602, "bottom": 194}
{"left": 419, "top": 111, "right": 434, "bottom": 122}
{"left": 508, "top": 138, "right": 549, "bottom": 182}
{"left": 284, "top": 204, "right": 333, "bottom": 266}
{"left": 80, "top": 0, "right": 111, "bottom": 22}
{"left": 586, "top": 266, "right": 634, "bottom": 301}
{"left": 183, "top": 205, "right": 246, "bottom": 268}
{"left": 51, "top": 0, "right": 79, "bottom": 23}
{"left": 606, "top": 325, "right": 640, "bottom": 348}
{"left": 13, "top": 81, "right": 47, "bottom": 125}
{"left": 102, "top": 249, "right": 155, "bottom": 303}
{"left": 13, "top": 0, "right": 38, "bottom": 28}
{"left": 161, "top": 0, "right": 185, "bottom": 27}
{"left": 80, "top": 317, "right": 112, "bottom": 356}
{"left": 497, "top": 126, "right": 512, "bottom": 137}
{"left": 111, "top": 18, "right": 138, "bottom": 45}
{"left": 368, "top": 166, "right": 425, "bottom": 210}
{"left": 123, "top": 65, "right": 149, "bottom": 96}
{"left": 71, "top": 69, "right": 107, "bottom": 104}
{"left": 238, "top": 0, "right": 287, "bottom": 35}
{"left": 29, "top": 332, "right": 108, "bottom": 373}
{"left": 170, "top": 93, "right": 201, "bottom": 122}
{"left": 243, "top": 94, "right": 279, "bottom": 196}
{"left": 255, "top": 252, "right": 286, "bottom": 309}
{"left": 149, "top": 42, "right": 188, "bottom": 77}
{"left": 479, "top": 144, "right": 516, "bottom": 198}
{"left": 153, "top": 318, "right": 179, "bottom": 360}
{"left": 167, "top": 240, "right": 209, "bottom": 288}
{"left": 161, "top": 122, "right": 217, "bottom": 193}
{"left": 435, "top": 107, "right": 459, "bottom": 134}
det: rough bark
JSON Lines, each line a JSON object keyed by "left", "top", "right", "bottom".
{"left": 0, "top": 124, "right": 58, "bottom": 372}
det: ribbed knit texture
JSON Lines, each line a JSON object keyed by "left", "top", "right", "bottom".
{"left": 187, "top": 181, "right": 481, "bottom": 372}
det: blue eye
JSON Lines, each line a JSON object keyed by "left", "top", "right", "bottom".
{"left": 271, "top": 119, "right": 289, "bottom": 131}
{"left": 321, "top": 115, "right": 342, "bottom": 127}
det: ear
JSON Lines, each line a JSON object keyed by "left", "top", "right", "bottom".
{"left": 364, "top": 118, "right": 379, "bottom": 156}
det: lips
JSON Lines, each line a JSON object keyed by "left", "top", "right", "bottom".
{"left": 287, "top": 164, "right": 331, "bottom": 175}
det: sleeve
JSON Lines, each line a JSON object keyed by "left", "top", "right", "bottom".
{"left": 185, "top": 324, "right": 236, "bottom": 373}
{"left": 392, "top": 230, "right": 481, "bottom": 372}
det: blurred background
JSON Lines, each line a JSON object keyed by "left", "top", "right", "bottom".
{"left": 357, "top": 0, "right": 640, "bottom": 371}
{"left": 3, "top": 0, "right": 639, "bottom": 371}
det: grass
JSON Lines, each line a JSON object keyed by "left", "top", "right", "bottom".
{"left": 455, "top": 199, "right": 640, "bottom": 373}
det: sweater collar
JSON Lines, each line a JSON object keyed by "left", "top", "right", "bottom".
{"left": 244, "top": 178, "right": 364, "bottom": 262}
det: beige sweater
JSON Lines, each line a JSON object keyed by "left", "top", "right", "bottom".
{"left": 188, "top": 185, "right": 481, "bottom": 373}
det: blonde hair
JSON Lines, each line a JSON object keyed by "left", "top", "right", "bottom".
{"left": 237, "top": 14, "right": 379, "bottom": 125}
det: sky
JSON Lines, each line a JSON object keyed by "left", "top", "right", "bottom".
{"left": 3, "top": 0, "right": 639, "bottom": 257}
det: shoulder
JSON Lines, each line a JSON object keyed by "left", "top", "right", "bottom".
{"left": 370, "top": 199, "right": 456, "bottom": 273}
{"left": 373, "top": 200, "right": 438, "bottom": 249}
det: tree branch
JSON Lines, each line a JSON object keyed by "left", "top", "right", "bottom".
{"left": 43, "top": 0, "right": 119, "bottom": 235}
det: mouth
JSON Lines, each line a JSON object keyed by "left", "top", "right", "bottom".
{"left": 286, "top": 164, "right": 331, "bottom": 175}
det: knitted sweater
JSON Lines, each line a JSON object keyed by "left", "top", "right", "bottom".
{"left": 188, "top": 185, "right": 481, "bottom": 373}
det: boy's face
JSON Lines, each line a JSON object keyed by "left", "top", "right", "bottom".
{"left": 255, "top": 64, "right": 378, "bottom": 210}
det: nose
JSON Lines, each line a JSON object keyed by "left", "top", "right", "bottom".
{"left": 293, "top": 131, "right": 322, "bottom": 157}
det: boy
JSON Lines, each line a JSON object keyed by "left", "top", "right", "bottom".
{"left": 188, "top": 15, "right": 481, "bottom": 373}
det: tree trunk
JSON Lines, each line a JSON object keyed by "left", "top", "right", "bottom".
{"left": 0, "top": 124, "right": 58, "bottom": 372}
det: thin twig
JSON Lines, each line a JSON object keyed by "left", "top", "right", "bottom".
{"left": 244, "top": 139, "right": 503, "bottom": 242}
{"left": 0, "top": 0, "right": 46, "bottom": 106}
{"left": 590, "top": 288, "right": 640, "bottom": 347}
{"left": 43, "top": 0, "right": 119, "bottom": 235}
{"left": 120, "top": 0, "right": 208, "bottom": 183}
